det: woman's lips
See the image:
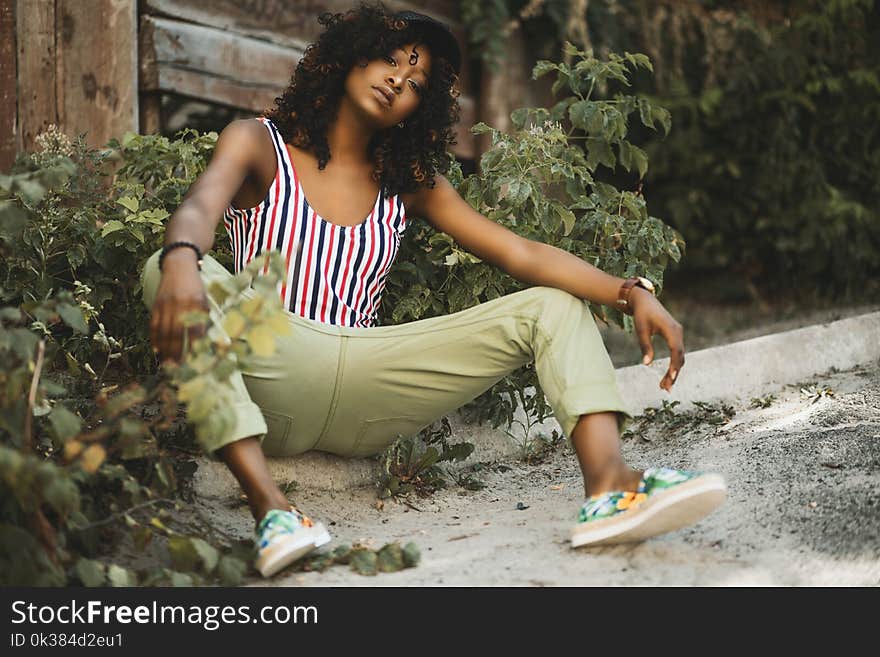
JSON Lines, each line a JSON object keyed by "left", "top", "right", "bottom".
{"left": 372, "top": 86, "right": 393, "bottom": 108}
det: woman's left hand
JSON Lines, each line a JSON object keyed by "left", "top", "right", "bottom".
{"left": 629, "top": 287, "right": 685, "bottom": 392}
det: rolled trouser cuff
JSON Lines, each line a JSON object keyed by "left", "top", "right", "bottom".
{"left": 200, "top": 399, "right": 269, "bottom": 456}
{"left": 554, "top": 382, "right": 633, "bottom": 438}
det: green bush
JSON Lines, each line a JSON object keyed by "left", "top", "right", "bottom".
{"left": 639, "top": 0, "right": 880, "bottom": 300}
{"left": 459, "top": 0, "right": 880, "bottom": 301}
{"left": 0, "top": 129, "right": 285, "bottom": 585}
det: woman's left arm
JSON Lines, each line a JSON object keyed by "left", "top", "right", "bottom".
{"left": 406, "top": 175, "right": 684, "bottom": 391}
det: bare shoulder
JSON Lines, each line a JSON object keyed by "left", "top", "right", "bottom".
{"left": 213, "top": 118, "right": 277, "bottom": 208}
{"left": 401, "top": 174, "right": 457, "bottom": 217}
{"left": 213, "top": 118, "right": 273, "bottom": 169}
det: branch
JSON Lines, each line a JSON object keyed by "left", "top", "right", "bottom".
{"left": 24, "top": 339, "right": 46, "bottom": 451}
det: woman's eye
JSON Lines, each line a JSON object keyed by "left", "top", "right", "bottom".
{"left": 385, "top": 55, "right": 396, "bottom": 66}
{"left": 408, "top": 80, "right": 423, "bottom": 95}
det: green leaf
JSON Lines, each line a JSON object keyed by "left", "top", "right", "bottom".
{"left": 350, "top": 550, "right": 378, "bottom": 576}
{"left": 638, "top": 99, "right": 655, "bottom": 129}
{"left": 0, "top": 200, "right": 29, "bottom": 236}
{"left": 100, "top": 220, "right": 126, "bottom": 237}
{"left": 568, "top": 100, "right": 595, "bottom": 132}
{"left": 217, "top": 555, "right": 247, "bottom": 586}
{"left": 48, "top": 404, "right": 82, "bottom": 443}
{"left": 402, "top": 542, "right": 421, "bottom": 567}
{"left": 630, "top": 145, "right": 649, "bottom": 179}
{"left": 75, "top": 558, "right": 106, "bottom": 587}
{"left": 169, "top": 571, "right": 195, "bottom": 587}
{"left": 190, "top": 537, "right": 220, "bottom": 573}
{"left": 116, "top": 196, "right": 140, "bottom": 213}
{"left": 618, "top": 141, "right": 633, "bottom": 172}
{"left": 470, "top": 122, "right": 494, "bottom": 135}
{"left": 57, "top": 302, "right": 88, "bottom": 334}
{"left": 14, "top": 179, "right": 48, "bottom": 205}
{"left": 245, "top": 325, "right": 276, "bottom": 357}
{"left": 0, "top": 307, "right": 22, "bottom": 322}
{"left": 532, "top": 60, "right": 558, "bottom": 79}
{"left": 107, "top": 564, "right": 137, "bottom": 586}
{"left": 376, "top": 543, "right": 405, "bottom": 572}
{"left": 167, "top": 536, "right": 219, "bottom": 574}
{"left": 42, "top": 472, "right": 80, "bottom": 515}
{"left": 554, "top": 205, "right": 577, "bottom": 236}
{"left": 651, "top": 106, "right": 672, "bottom": 135}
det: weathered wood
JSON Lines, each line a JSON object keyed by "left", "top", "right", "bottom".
{"left": 139, "top": 15, "right": 302, "bottom": 105}
{"left": 0, "top": 0, "right": 16, "bottom": 171}
{"left": 55, "top": 0, "right": 138, "bottom": 147}
{"left": 477, "top": 26, "right": 535, "bottom": 155}
{"left": 139, "top": 93, "right": 161, "bottom": 135}
{"left": 454, "top": 95, "right": 475, "bottom": 159}
{"left": 15, "top": 0, "right": 57, "bottom": 155}
{"left": 141, "top": 0, "right": 460, "bottom": 50}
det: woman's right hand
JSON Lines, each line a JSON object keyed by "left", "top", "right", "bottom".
{"left": 149, "top": 252, "right": 210, "bottom": 365}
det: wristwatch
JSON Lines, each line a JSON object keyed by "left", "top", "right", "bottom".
{"left": 616, "top": 276, "right": 655, "bottom": 315}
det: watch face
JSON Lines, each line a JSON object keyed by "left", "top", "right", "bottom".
{"left": 636, "top": 276, "right": 656, "bottom": 293}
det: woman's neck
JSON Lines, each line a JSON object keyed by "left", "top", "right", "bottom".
{"left": 324, "top": 98, "right": 375, "bottom": 166}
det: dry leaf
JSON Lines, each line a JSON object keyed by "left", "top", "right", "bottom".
{"left": 79, "top": 444, "right": 106, "bottom": 473}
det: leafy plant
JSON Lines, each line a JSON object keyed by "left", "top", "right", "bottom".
{"left": 0, "top": 129, "right": 289, "bottom": 586}
{"left": 378, "top": 418, "right": 476, "bottom": 499}
{"left": 750, "top": 394, "right": 777, "bottom": 409}
{"left": 622, "top": 398, "right": 735, "bottom": 442}
{"left": 292, "top": 541, "right": 421, "bottom": 576}
{"left": 800, "top": 384, "right": 835, "bottom": 404}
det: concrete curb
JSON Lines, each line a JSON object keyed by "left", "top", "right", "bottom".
{"left": 617, "top": 310, "right": 880, "bottom": 414}
{"left": 193, "top": 311, "right": 880, "bottom": 497}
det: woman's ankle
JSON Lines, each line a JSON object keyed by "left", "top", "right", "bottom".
{"left": 584, "top": 467, "right": 643, "bottom": 497}
{"left": 250, "top": 493, "right": 293, "bottom": 526}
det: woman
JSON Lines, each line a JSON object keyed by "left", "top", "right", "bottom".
{"left": 142, "top": 4, "right": 726, "bottom": 578}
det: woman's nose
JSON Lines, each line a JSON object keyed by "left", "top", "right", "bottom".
{"left": 386, "top": 74, "right": 402, "bottom": 91}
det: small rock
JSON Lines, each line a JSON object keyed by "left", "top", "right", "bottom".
{"left": 516, "top": 502, "right": 529, "bottom": 511}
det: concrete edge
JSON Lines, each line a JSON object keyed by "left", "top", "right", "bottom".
{"left": 193, "top": 311, "right": 880, "bottom": 496}
{"left": 617, "top": 310, "right": 880, "bottom": 415}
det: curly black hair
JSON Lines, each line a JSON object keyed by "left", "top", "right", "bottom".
{"left": 264, "top": 2, "right": 460, "bottom": 195}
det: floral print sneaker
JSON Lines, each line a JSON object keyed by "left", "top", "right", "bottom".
{"left": 571, "top": 467, "right": 727, "bottom": 548}
{"left": 254, "top": 506, "right": 332, "bottom": 577}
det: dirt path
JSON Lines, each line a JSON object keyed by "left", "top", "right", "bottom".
{"left": 184, "top": 362, "right": 878, "bottom": 587}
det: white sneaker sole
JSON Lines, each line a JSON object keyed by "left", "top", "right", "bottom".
{"left": 255, "top": 523, "right": 332, "bottom": 577}
{"left": 571, "top": 474, "right": 727, "bottom": 548}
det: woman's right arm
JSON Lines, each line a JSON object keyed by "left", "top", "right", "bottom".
{"left": 149, "top": 119, "right": 266, "bottom": 364}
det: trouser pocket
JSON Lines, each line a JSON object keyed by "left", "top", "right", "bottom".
{"left": 348, "top": 416, "right": 424, "bottom": 457}
{"left": 259, "top": 409, "right": 293, "bottom": 456}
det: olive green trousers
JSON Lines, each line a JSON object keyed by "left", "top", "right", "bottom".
{"left": 141, "top": 248, "right": 629, "bottom": 457}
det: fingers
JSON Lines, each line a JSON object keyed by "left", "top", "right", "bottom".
{"left": 659, "top": 320, "right": 685, "bottom": 391}
{"left": 635, "top": 315, "right": 654, "bottom": 365}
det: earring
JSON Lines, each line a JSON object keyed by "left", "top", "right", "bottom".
{"left": 397, "top": 121, "right": 405, "bottom": 128}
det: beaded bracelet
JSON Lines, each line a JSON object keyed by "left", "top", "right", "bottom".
{"left": 159, "top": 241, "right": 204, "bottom": 272}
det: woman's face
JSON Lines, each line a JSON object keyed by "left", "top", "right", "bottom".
{"left": 344, "top": 42, "right": 433, "bottom": 129}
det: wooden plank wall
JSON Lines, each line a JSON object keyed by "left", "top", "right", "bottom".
{"left": 55, "top": 0, "right": 138, "bottom": 147}
{"left": 140, "top": 0, "right": 475, "bottom": 158}
{"left": 15, "top": 0, "right": 57, "bottom": 157}
{"left": 13, "top": 0, "right": 138, "bottom": 159}
{"left": 0, "top": 0, "right": 16, "bottom": 171}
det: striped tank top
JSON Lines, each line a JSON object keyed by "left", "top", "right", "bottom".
{"left": 222, "top": 117, "right": 407, "bottom": 328}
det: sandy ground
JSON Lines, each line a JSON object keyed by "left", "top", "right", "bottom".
{"left": 175, "top": 361, "right": 880, "bottom": 587}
